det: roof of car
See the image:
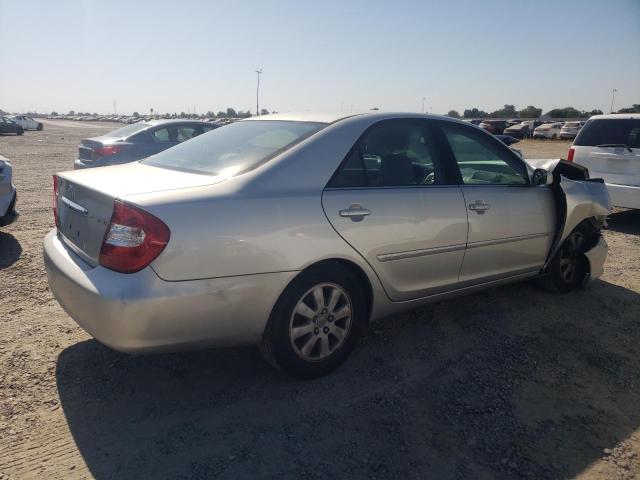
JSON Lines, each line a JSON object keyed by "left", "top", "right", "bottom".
{"left": 589, "top": 113, "right": 640, "bottom": 120}
{"left": 144, "top": 119, "right": 210, "bottom": 126}
{"left": 243, "top": 111, "right": 465, "bottom": 124}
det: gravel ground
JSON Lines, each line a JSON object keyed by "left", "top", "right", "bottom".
{"left": 0, "top": 121, "right": 639, "bottom": 480}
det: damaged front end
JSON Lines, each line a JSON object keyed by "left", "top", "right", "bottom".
{"left": 527, "top": 159, "right": 611, "bottom": 285}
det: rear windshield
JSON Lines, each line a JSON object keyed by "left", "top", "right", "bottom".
{"left": 103, "top": 123, "right": 150, "bottom": 138}
{"left": 564, "top": 122, "right": 580, "bottom": 128}
{"left": 143, "top": 120, "right": 325, "bottom": 175}
{"left": 574, "top": 119, "right": 640, "bottom": 148}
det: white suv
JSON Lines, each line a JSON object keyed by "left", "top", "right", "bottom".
{"left": 568, "top": 114, "right": 640, "bottom": 209}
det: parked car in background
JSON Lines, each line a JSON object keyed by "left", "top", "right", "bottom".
{"left": 560, "top": 121, "right": 585, "bottom": 140}
{"left": 533, "top": 122, "right": 563, "bottom": 139}
{"left": 9, "top": 115, "right": 43, "bottom": 131}
{"left": 0, "top": 156, "right": 18, "bottom": 227}
{"left": 506, "top": 118, "right": 523, "bottom": 127}
{"left": 466, "top": 119, "right": 484, "bottom": 125}
{"left": 46, "top": 112, "right": 610, "bottom": 378}
{"left": 74, "top": 119, "right": 218, "bottom": 169}
{"left": 568, "top": 114, "right": 640, "bottom": 209}
{"left": 478, "top": 120, "right": 508, "bottom": 134}
{"left": 503, "top": 120, "right": 541, "bottom": 139}
{"left": 0, "top": 116, "right": 24, "bottom": 136}
{"left": 494, "top": 134, "right": 520, "bottom": 146}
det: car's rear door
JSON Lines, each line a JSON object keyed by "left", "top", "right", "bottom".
{"left": 438, "top": 122, "right": 555, "bottom": 285}
{"left": 322, "top": 119, "right": 468, "bottom": 301}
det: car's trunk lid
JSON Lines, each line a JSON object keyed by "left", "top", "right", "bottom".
{"left": 56, "top": 162, "right": 227, "bottom": 264}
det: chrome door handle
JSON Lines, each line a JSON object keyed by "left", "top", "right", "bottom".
{"left": 339, "top": 204, "right": 371, "bottom": 221}
{"left": 468, "top": 200, "right": 490, "bottom": 214}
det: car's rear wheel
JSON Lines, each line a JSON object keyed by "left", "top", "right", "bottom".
{"left": 540, "top": 227, "right": 591, "bottom": 293}
{"left": 261, "top": 264, "right": 366, "bottom": 379}
{"left": 17, "top": 128, "right": 23, "bottom": 136}
{"left": 551, "top": 134, "right": 557, "bottom": 140}
{"left": 37, "top": 123, "right": 43, "bottom": 131}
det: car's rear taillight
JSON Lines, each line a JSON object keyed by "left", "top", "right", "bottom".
{"left": 99, "top": 200, "right": 170, "bottom": 273}
{"left": 567, "top": 147, "right": 575, "bottom": 162}
{"left": 52, "top": 175, "right": 59, "bottom": 227}
{"left": 94, "top": 145, "right": 124, "bottom": 156}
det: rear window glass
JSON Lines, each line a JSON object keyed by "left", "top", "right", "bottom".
{"left": 143, "top": 120, "right": 325, "bottom": 176}
{"left": 574, "top": 119, "right": 640, "bottom": 148}
{"left": 564, "top": 122, "right": 580, "bottom": 128}
{"left": 104, "top": 123, "right": 150, "bottom": 138}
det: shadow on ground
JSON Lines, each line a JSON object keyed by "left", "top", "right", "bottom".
{"left": 56, "top": 280, "right": 640, "bottom": 480}
{"left": 0, "top": 232, "right": 22, "bottom": 269}
{"left": 608, "top": 209, "right": 640, "bottom": 235}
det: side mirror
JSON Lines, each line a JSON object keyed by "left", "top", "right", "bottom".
{"left": 532, "top": 168, "right": 553, "bottom": 186}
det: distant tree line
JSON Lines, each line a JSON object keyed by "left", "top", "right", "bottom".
{"left": 446, "top": 104, "right": 623, "bottom": 119}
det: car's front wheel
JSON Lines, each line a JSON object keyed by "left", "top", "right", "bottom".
{"left": 37, "top": 123, "right": 43, "bottom": 131}
{"left": 261, "top": 264, "right": 367, "bottom": 379}
{"left": 540, "top": 227, "right": 592, "bottom": 293}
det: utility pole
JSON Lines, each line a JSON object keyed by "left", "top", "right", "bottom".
{"left": 422, "top": 97, "right": 426, "bottom": 114}
{"left": 610, "top": 88, "right": 617, "bottom": 113}
{"left": 255, "top": 68, "right": 263, "bottom": 116}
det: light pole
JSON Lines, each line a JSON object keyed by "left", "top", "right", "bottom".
{"left": 609, "top": 88, "right": 617, "bottom": 113}
{"left": 255, "top": 68, "right": 263, "bottom": 116}
{"left": 422, "top": 97, "right": 426, "bottom": 113}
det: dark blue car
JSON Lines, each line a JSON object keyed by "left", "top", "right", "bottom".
{"left": 74, "top": 119, "right": 217, "bottom": 169}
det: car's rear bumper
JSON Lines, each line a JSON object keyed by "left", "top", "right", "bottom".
{"left": 606, "top": 183, "right": 640, "bottom": 209}
{"left": 43, "top": 229, "right": 295, "bottom": 353}
{"left": 0, "top": 190, "right": 18, "bottom": 227}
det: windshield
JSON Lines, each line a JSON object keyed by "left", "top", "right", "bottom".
{"left": 103, "top": 123, "right": 150, "bottom": 138}
{"left": 143, "top": 120, "right": 325, "bottom": 176}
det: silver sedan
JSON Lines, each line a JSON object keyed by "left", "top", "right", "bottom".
{"left": 44, "top": 112, "right": 610, "bottom": 378}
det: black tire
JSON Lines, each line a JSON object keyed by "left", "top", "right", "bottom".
{"left": 17, "top": 128, "right": 23, "bottom": 136}
{"left": 260, "top": 263, "right": 367, "bottom": 379}
{"left": 539, "top": 227, "right": 591, "bottom": 293}
{"left": 37, "top": 123, "right": 43, "bottom": 131}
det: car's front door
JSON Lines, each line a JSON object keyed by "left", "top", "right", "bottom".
{"left": 322, "top": 119, "right": 468, "bottom": 301}
{"left": 438, "top": 122, "right": 555, "bottom": 285}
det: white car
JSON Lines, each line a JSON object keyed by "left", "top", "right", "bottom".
{"left": 0, "top": 156, "right": 18, "bottom": 227}
{"left": 560, "top": 121, "right": 585, "bottom": 140}
{"left": 533, "top": 122, "right": 563, "bottom": 140}
{"left": 9, "top": 115, "right": 43, "bottom": 131}
{"left": 568, "top": 114, "right": 640, "bottom": 209}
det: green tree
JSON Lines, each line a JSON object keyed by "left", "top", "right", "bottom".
{"left": 216, "top": 111, "right": 226, "bottom": 118}
{"left": 463, "top": 108, "right": 488, "bottom": 118}
{"left": 132, "top": 112, "right": 140, "bottom": 118}
{"left": 617, "top": 104, "right": 640, "bottom": 113}
{"left": 545, "top": 107, "right": 582, "bottom": 118}
{"left": 68, "top": 110, "right": 75, "bottom": 116}
{"left": 226, "top": 107, "right": 238, "bottom": 118}
{"left": 446, "top": 110, "right": 461, "bottom": 118}
{"left": 260, "top": 108, "right": 270, "bottom": 115}
{"left": 488, "top": 104, "right": 517, "bottom": 118}
{"left": 517, "top": 105, "right": 542, "bottom": 118}
{"left": 50, "top": 111, "right": 58, "bottom": 116}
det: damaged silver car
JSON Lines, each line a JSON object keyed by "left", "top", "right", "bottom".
{"left": 44, "top": 113, "right": 610, "bottom": 378}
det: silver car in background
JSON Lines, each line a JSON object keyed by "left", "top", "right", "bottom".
{"left": 0, "top": 156, "right": 18, "bottom": 227}
{"left": 44, "top": 112, "right": 610, "bottom": 378}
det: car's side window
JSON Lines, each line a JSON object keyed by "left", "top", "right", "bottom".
{"left": 152, "top": 127, "right": 172, "bottom": 143}
{"left": 328, "top": 120, "right": 443, "bottom": 188}
{"left": 176, "top": 126, "right": 199, "bottom": 142}
{"left": 442, "top": 125, "right": 529, "bottom": 185}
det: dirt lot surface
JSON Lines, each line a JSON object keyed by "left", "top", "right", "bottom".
{"left": 1, "top": 121, "right": 639, "bottom": 479}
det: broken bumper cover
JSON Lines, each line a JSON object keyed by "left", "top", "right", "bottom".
{"left": 584, "top": 235, "right": 607, "bottom": 285}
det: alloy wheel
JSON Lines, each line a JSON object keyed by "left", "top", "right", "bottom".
{"left": 289, "top": 283, "right": 352, "bottom": 362}
{"left": 559, "top": 232, "right": 585, "bottom": 284}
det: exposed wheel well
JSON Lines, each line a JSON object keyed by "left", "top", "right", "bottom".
{"left": 297, "top": 259, "right": 374, "bottom": 323}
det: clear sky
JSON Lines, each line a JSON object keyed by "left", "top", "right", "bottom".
{"left": 1, "top": 0, "right": 638, "bottom": 116}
